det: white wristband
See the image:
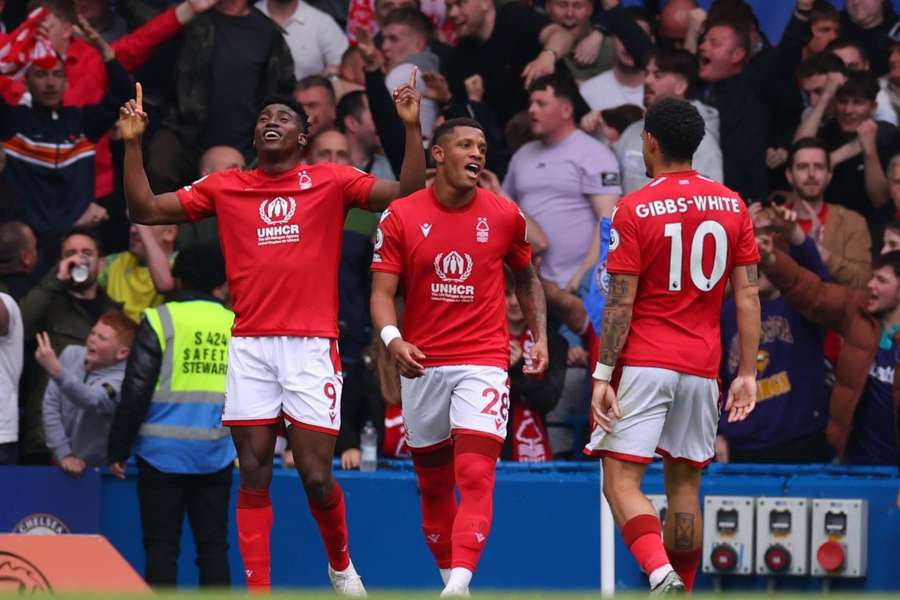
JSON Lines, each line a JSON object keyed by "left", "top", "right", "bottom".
{"left": 380, "top": 325, "right": 402, "bottom": 347}
{"left": 592, "top": 362, "right": 614, "bottom": 382}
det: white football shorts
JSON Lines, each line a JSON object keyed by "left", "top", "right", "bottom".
{"left": 584, "top": 366, "right": 720, "bottom": 467}
{"left": 223, "top": 336, "right": 342, "bottom": 435}
{"left": 401, "top": 365, "right": 510, "bottom": 450}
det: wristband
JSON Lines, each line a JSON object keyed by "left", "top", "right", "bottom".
{"left": 592, "top": 362, "right": 614, "bottom": 382}
{"left": 380, "top": 325, "right": 402, "bottom": 347}
{"left": 543, "top": 48, "right": 559, "bottom": 60}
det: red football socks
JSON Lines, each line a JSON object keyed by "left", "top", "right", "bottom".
{"left": 666, "top": 546, "right": 701, "bottom": 591}
{"left": 412, "top": 445, "right": 458, "bottom": 568}
{"left": 308, "top": 481, "right": 351, "bottom": 571}
{"left": 236, "top": 488, "right": 273, "bottom": 593}
{"left": 622, "top": 514, "right": 671, "bottom": 575}
{"left": 451, "top": 435, "right": 501, "bottom": 571}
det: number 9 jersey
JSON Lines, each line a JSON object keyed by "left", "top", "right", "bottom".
{"left": 608, "top": 170, "right": 759, "bottom": 378}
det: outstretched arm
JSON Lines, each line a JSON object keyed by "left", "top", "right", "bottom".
{"left": 120, "top": 83, "right": 189, "bottom": 224}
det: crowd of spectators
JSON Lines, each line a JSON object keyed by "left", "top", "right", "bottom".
{"left": 0, "top": 0, "right": 898, "bottom": 474}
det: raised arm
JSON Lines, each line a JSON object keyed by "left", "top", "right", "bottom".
{"left": 119, "top": 83, "right": 189, "bottom": 224}
{"left": 724, "top": 264, "right": 760, "bottom": 422}
{"left": 367, "top": 68, "right": 426, "bottom": 212}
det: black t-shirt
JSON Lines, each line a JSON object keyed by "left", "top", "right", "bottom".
{"left": 442, "top": 2, "right": 548, "bottom": 126}
{"left": 820, "top": 119, "right": 900, "bottom": 223}
{"left": 73, "top": 293, "right": 108, "bottom": 325}
{"left": 840, "top": 12, "right": 898, "bottom": 77}
{"left": 203, "top": 9, "right": 282, "bottom": 157}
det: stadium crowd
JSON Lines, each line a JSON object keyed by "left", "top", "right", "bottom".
{"left": 0, "top": 0, "right": 898, "bottom": 487}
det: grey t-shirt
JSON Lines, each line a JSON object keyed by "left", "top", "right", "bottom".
{"left": 503, "top": 129, "right": 621, "bottom": 286}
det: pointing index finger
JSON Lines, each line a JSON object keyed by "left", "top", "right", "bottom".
{"left": 135, "top": 82, "right": 143, "bottom": 113}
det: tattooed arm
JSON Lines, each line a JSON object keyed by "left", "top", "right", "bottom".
{"left": 590, "top": 273, "right": 639, "bottom": 431}
{"left": 724, "top": 264, "right": 761, "bottom": 423}
{"left": 513, "top": 264, "right": 549, "bottom": 376}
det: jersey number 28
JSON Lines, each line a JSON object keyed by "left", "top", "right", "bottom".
{"left": 663, "top": 220, "right": 728, "bottom": 292}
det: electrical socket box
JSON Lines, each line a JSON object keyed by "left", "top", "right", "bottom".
{"left": 755, "top": 497, "right": 810, "bottom": 576}
{"left": 647, "top": 494, "right": 668, "bottom": 525}
{"left": 702, "top": 496, "right": 755, "bottom": 575}
{"left": 810, "top": 499, "right": 867, "bottom": 577}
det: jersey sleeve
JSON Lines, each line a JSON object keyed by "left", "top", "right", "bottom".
{"left": 175, "top": 173, "right": 218, "bottom": 222}
{"left": 734, "top": 207, "right": 760, "bottom": 266}
{"left": 333, "top": 164, "right": 378, "bottom": 210}
{"left": 606, "top": 202, "right": 641, "bottom": 275}
{"left": 371, "top": 208, "right": 404, "bottom": 275}
{"left": 504, "top": 205, "right": 532, "bottom": 270}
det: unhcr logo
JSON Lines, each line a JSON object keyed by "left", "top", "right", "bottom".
{"left": 257, "top": 197, "right": 300, "bottom": 246}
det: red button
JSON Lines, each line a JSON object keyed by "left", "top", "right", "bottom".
{"left": 817, "top": 541, "right": 845, "bottom": 572}
{"left": 764, "top": 545, "right": 791, "bottom": 572}
{"left": 711, "top": 544, "right": 738, "bottom": 572}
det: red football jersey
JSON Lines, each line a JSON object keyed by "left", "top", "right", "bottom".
{"left": 176, "top": 163, "right": 376, "bottom": 337}
{"left": 372, "top": 187, "right": 532, "bottom": 369}
{"left": 608, "top": 170, "right": 759, "bottom": 378}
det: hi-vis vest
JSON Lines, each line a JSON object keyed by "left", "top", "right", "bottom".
{"left": 133, "top": 300, "right": 237, "bottom": 474}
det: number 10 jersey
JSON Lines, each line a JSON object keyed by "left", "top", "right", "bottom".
{"left": 607, "top": 170, "right": 760, "bottom": 378}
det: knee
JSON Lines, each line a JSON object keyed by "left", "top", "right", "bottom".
{"left": 602, "top": 473, "right": 639, "bottom": 504}
{"left": 301, "top": 473, "right": 333, "bottom": 503}
{"left": 454, "top": 456, "right": 493, "bottom": 496}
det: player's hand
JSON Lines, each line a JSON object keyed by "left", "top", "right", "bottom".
{"left": 393, "top": 67, "right": 421, "bottom": 128}
{"left": 388, "top": 338, "right": 426, "bottom": 378}
{"left": 724, "top": 373, "right": 756, "bottom": 423}
{"left": 522, "top": 49, "right": 556, "bottom": 89}
{"left": 591, "top": 380, "right": 620, "bottom": 432}
{"left": 117, "top": 83, "right": 149, "bottom": 141}
{"left": 341, "top": 448, "right": 361, "bottom": 470}
{"left": 524, "top": 337, "right": 548, "bottom": 377}
{"left": 60, "top": 455, "right": 86, "bottom": 478}
{"left": 109, "top": 461, "right": 127, "bottom": 479}
{"left": 35, "top": 332, "right": 61, "bottom": 378}
{"left": 422, "top": 71, "right": 451, "bottom": 104}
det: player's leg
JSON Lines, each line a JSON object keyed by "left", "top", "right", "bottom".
{"left": 232, "top": 424, "right": 278, "bottom": 593}
{"left": 584, "top": 366, "right": 682, "bottom": 592}
{"left": 281, "top": 337, "right": 364, "bottom": 596}
{"left": 662, "top": 460, "right": 703, "bottom": 592}
{"left": 656, "top": 372, "right": 720, "bottom": 592}
{"left": 442, "top": 367, "right": 508, "bottom": 596}
{"left": 403, "top": 368, "right": 456, "bottom": 584}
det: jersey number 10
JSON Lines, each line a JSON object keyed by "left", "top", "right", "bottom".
{"left": 663, "top": 220, "right": 728, "bottom": 292}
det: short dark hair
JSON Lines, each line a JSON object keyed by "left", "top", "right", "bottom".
{"left": 643, "top": 97, "right": 705, "bottom": 163}
{"left": 431, "top": 117, "right": 484, "bottom": 147}
{"left": 826, "top": 38, "right": 869, "bottom": 66}
{"left": 875, "top": 250, "right": 900, "bottom": 278}
{"left": 172, "top": 245, "right": 227, "bottom": 293}
{"left": 258, "top": 95, "right": 310, "bottom": 136}
{"left": 788, "top": 137, "right": 831, "bottom": 170}
{"left": 527, "top": 73, "right": 591, "bottom": 120}
{"left": 650, "top": 47, "right": 699, "bottom": 91}
{"left": 0, "top": 221, "right": 29, "bottom": 263}
{"left": 295, "top": 75, "right": 336, "bottom": 106}
{"left": 885, "top": 218, "right": 900, "bottom": 235}
{"left": 835, "top": 70, "right": 880, "bottom": 102}
{"left": 336, "top": 91, "right": 367, "bottom": 133}
{"left": 599, "top": 104, "right": 644, "bottom": 136}
{"left": 796, "top": 51, "right": 847, "bottom": 81}
{"left": 809, "top": 0, "right": 840, "bottom": 25}
{"left": 704, "top": 18, "right": 752, "bottom": 63}
{"left": 382, "top": 7, "right": 434, "bottom": 38}
{"left": 61, "top": 226, "right": 102, "bottom": 256}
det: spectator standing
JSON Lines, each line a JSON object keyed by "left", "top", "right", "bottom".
{"left": 840, "top": 0, "right": 899, "bottom": 77}
{"left": 503, "top": 75, "right": 620, "bottom": 291}
{"left": 337, "top": 91, "right": 395, "bottom": 179}
{"left": 108, "top": 247, "right": 235, "bottom": 587}
{"left": 783, "top": 138, "right": 872, "bottom": 288}
{"left": 19, "top": 228, "right": 121, "bottom": 464}
{"left": 295, "top": 75, "right": 338, "bottom": 138}
{"left": 545, "top": 0, "right": 613, "bottom": 82}
{"left": 760, "top": 246, "right": 900, "bottom": 466}
{"left": 147, "top": 0, "right": 295, "bottom": 190}
{"left": 0, "top": 292, "right": 23, "bottom": 465}
{"left": 256, "top": 0, "right": 348, "bottom": 81}
{"left": 100, "top": 224, "right": 178, "bottom": 322}
{"left": 39, "top": 312, "right": 135, "bottom": 475}
{"left": 0, "top": 222, "right": 39, "bottom": 299}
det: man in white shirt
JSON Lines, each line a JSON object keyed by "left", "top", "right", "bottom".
{"left": 0, "top": 292, "right": 23, "bottom": 464}
{"left": 578, "top": 7, "right": 651, "bottom": 112}
{"left": 256, "top": 0, "right": 348, "bottom": 80}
